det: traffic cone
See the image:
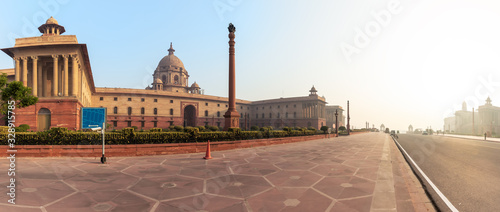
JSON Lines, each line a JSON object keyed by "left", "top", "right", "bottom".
{"left": 203, "top": 140, "right": 212, "bottom": 159}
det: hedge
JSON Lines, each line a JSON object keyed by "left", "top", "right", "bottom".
{"left": 0, "top": 129, "right": 319, "bottom": 145}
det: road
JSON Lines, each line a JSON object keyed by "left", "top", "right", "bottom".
{"left": 396, "top": 134, "right": 500, "bottom": 212}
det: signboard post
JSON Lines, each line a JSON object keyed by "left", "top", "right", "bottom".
{"left": 81, "top": 107, "right": 107, "bottom": 163}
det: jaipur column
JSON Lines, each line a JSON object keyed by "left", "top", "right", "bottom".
{"left": 71, "top": 55, "right": 78, "bottom": 96}
{"left": 63, "top": 55, "right": 69, "bottom": 96}
{"left": 22, "top": 57, "right": 28, "bottom": 86}
{"left": 31, "top": 56, "right": 38, "bottom": 96}
{"left": 223, "top": 23, "right": 240, "bottom": 130}
{"left": 52, "top": 55, "right": 59, "bottom": 96}
{"left": 14, "top": 58, "right": 20, "bottom": 81}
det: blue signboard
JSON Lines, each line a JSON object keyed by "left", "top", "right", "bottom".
{"left": 81, "top": 107, "right": 106, "bottom": 129}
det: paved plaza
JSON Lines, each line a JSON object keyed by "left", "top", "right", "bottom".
{"left": 0, "top": 133, "right": 434, "bottom": 211}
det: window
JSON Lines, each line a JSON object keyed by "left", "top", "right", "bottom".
{"left": 141, "top": 121, "right": 145, "bottom": 128}
{"left": 262, "top": 107, "right": 264, "bottom": 109}
{"left": 99, "top": 97, "right": 103, "bottom": 101}
{"left": 141, "top": 98, "right": 145, "bottom": 102}
{"left": 262, "top": 113, "right": 264, "bottom": 118}
{"left": 128, "top": 98, "right": 132, "bottom": 101}
{"left": 218, "top": 104, "right": 220, "bottom": 107}
{"left": 269, "top": 106, "right": 272, "bottom": 109}
{"left": 113, "top": 121, "right": 117, "bottom": 127}
{"left": 205, "top": 110, "right": 209, "bottom": 117}
{"left": 154, "top": 108, "right": 158, "bottom": 115}
{"left": 217, "top": 111, "right": 221, "bottom": 117}
{"left": 226, "top": 105, "right": 228, "bottom": 108}
{"left": 127, "top": 121, "right": 131, "bottom": 127}
{"left": 256, "top": 107, "right": 258, "bottom": 111}
{"left": 170, "top": 100, "right": 173, "bottom": 103}
{"left": 114, "top": 97, "right": 118, "bottom": 101}
{"left": 141, "top": 107, "right": 145, "bottom": 115}
{"left": 169, "top": 109, "right": 173, "bottom": 115}
{"left": 294, "top": 104, "right": 296, "bottom": 108}
{"left": 154, "top": 99, "right": 158, "bottom": 102}
{"left": 113, "top": 107, "right": 118, "bottom": 114}
{"left": 286, "top": 105, "right": 288, "bottom": 108}
{"left": 128, "top": 107, "right": 132, "bottom": 115}
{"left": 256, "top": 114, "right": 258, "bottom": 119}
{"left": 217, "top": 122, "right": 221, "bottom": 127}
{"left": 269, "top": 113, "right": 272, "bottom": 118}
{"left": 205, "top": 103, "right": 208, "bottom": 106}
{"left": 154, "top": 121, "right": 157, "bottom": 127}
{"left": 240, "top": 106, "right": 243, "bottom": 109}
{"left": 286, "top": 112, "right": 288, "bottom": 118}
{"left": 294, "top": 112, "right": 297, "bottom": 118}
{"left": 278, "top": 105, "right": 280, "bottom": 108}
{"left": 277, "top": 113, "right": 280, "bottom": 118}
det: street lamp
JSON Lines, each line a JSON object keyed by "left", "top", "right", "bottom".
{"left": 335, "top": 109, "right": 338, "bottom": 137}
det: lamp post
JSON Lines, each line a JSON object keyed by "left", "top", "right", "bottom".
{"left": 347, "top": 100, "right": 350, "bottom": 135}
{"left": 335, "top": 109, "right": 338, "bottom": 137}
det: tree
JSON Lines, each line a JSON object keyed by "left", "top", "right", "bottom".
{"left": 0, "top": 73, "right": 38, "bottom": 117}
{"left": 339, "top": 126, "right": 346, "bottom": 132}
{"left": 320, "top": 126, "right": 329, "bottom": 134}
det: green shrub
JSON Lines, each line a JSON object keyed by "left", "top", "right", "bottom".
{"left": 174, "top": 125, "right": 184, "bottom": 132}
{"left": 196, "top": 126, "right": 205, "bottom": 132}
{"left": 307, "top": 126, "right": 316, "bottom": 131}
{"left": 320, "top": 126, "right": 329, "bottom": 133}
{"left": 15, "top": 124, "right": 30, "bottom": 132}
{"left": 150, "top": 128, "right": 162, "bottom": 132}
{"left": 0, "top": 126, "right": 9, "bottom": 133}
{"left": 250, "top": 125, "right": 259, "bottom": 131}
{"left": 228, "top": 128, "right": 241, "bottom": 134}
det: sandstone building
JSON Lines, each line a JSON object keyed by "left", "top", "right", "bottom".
{"left": 444, "top": 97, "right": 500, "bottom": 136}
{"left": 1, "top": 17, "right": 343, "bottom": 131}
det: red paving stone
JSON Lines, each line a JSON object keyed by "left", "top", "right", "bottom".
{"left": 0, "top": 133, "right": 433, "bottom": 211}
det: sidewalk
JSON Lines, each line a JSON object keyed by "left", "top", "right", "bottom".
{"left": 441, "top": 133, "right": 500, "bottom": 143}
{"left": 0, "top": 133, "right": 434, "bottom": 211}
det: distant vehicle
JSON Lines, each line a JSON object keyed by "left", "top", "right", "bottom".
{"left": 422, "top": 131, "right": 428, "bottom": 135}
{"left": 390, "top": 130, "right": 398, "bottom": 138}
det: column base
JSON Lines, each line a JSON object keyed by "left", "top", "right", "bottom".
{"left": 223, "top": 110, "right": 240, "bottom": 131}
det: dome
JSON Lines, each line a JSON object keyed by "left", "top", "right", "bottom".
{"left": 191, "top": 82, "right": 200, "bottom": 88}
{"left": 157, "top": 43, "right": 186, "bottom": 71}
{"left": 154, "top": 78, "right": 163, "bottom": 84}
{"left": 46, "top": 16, "right": 58, "bottom": 25}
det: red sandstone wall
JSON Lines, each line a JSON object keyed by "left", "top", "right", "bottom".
{"left": 13, "top": 99, "right": 81, "bottom": 131}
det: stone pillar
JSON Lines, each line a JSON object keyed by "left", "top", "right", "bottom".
{"left": 42, "top": 64, "right": 47, "bottom": 97}
{"left": 21, "top": 57, "right": 28, "bottom": 86}
{"left": 14, "top": 58, "right": 20, "bottom": 81}
{"left": 224, "top": 23, "right": 240, "bottom": 130}
{"left": 31, "top": 56, "right": 38, "bottom": 96}
{"left": 37, "top": 61, "right": 42, "bottom": 97}
{"left": 52, "top": 55, "right": 59, "bottom": 96}
{"left": 71, "top": 54, "right": 78, "bottom": 96}
{"left": 63, "top": 55, "right": 69, "bottom": 96}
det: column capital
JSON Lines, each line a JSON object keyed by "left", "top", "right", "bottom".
{"left": 13, "top": 57, "right": 20, "bottom": 61}
{"left": 62, "top": 54, "right": 70, "bottom": 59}
{"left": 20, "top": 56, "right": 28, "bottom": 60}
{"left": 30, "top": 56, "right": 39, "bottom": 60}
{"left": 52, "top": 55, "right": 59, "bottom": 59}
{"left": 70, "top": 54, "right": 78, "bottom": 59}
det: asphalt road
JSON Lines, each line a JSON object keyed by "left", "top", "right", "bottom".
{"left": 396, "top": 134, "right": 500, "bottom": 212}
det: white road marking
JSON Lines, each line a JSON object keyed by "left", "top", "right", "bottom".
{"left": 393, "top": 136, "right": 459, "bottom": 212}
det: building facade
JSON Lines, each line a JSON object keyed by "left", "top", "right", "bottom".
{"left": 1, "top": 17, "right": 339, "bottom": 131}
{"left": 444, "top": 97, "right": 500, "bottom": 136}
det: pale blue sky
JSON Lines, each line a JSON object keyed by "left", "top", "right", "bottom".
{"left": 2, "top": 0, "right": 500, "bottom": 131}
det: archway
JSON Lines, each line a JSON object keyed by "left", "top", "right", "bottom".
{"left": 38, "top": 108, "right": 51, "bottom": 131}
{"left": 183, "top": 105, "right": 196, "bottom": 127}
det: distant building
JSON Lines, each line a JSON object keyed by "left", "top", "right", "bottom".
{"left": 444, "top": 97, "right": 500, "bottom": 136}
{"left": 0, "top": 17, "right": 339, "bottom": 131}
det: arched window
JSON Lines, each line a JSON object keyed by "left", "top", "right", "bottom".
{"left": 37, "top": 108, "right": 51, "bottom": 131}
{"left": 174, "top": 75, "right": 179, "bottom": 84}
{"left": 114, "top": 107, "right": 118, "bottom": 114}
{"left": 141, "top": 107, "right": 145, "bottom": 115}
{"left": 154, "top": 108, "right": 158, "bottom": 115}
{"left": 205, "top": 110, "right": 209, "bottom": 117}
{"left": 128, "top": 107, "right": 132, "bottom": 115}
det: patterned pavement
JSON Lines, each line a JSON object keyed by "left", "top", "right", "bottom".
{"left": 0, "top": 133, "right": 434, "bottom": 211}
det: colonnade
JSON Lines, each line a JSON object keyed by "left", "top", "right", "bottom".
{"left": 302, "top": 102, "right": 325, "bottom": 118}
{"left": 14, "top": 54, "right": 79, "bottom": 97}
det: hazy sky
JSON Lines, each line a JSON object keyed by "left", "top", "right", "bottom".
{"left": 2, "top": 0, "right": 500, "bottom": 132}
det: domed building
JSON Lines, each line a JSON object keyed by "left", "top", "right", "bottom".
{"left": 1, "top": 17, "right": 335, "bottom": 131}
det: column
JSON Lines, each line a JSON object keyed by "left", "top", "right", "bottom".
{"left": 42, "top": 64, "right": 47, "bottom": 97}
{"left": 31, "top": 56, "right": 38, "bottom": 96}
{"left": 37, "top": 61, "right": 42, "bottom": 97}
{"left": 52, "top": 55, "right": 58, "bottom": 96}
{"left": 21, "top": 57, "right": 28, "bottom": 86}
{"left": 14, "top": 58, "right": 20, "bottom": 81}
{"left": 71, "top": 55, "right": 78, "bottom": 96}
{"left": 63, "top": 55, "right": 69, "bottom": 96}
